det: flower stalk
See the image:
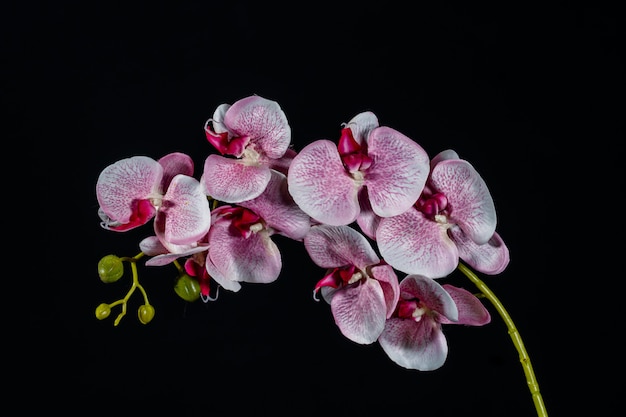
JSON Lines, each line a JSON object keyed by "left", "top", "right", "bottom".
{"left": 457, "top": 262, "right": 547, "bottom": 417}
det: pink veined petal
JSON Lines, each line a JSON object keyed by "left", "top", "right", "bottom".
{"left": 304, "top": 224, "right": 380, "bottom": 269}
{"left": 138, "top": 236, "right": 168, "bottom": 256}
{"left": 158, "top": 152, "right": 194, "bottom": 191}
{"left": 211, "top": 103, "right": 231, "bottom": 134}
{"left": 378, "top": 316, "right": 448, "bottom": 371}
{"left": 239, "top": 170, "right": 311, "bottom": 241}
{"left": 267, "top": 147, "right": 296, "bottom": 176}
{"left": 202, "top": 154, "right": 271, "bottom": 203}
{"left": 344, "top": 111, "right": 379, "bottom": 145}
{"left": 160, "top": 174, "right": 211, "bottom": 245}
{"left": 370, "top": 264, "right": 400, "bottom": 319}
{"left": 224, "top": 95, "right": 291, "bottom": 159}
{"left": 96, "top": 156, "right": 162, "bottom": 224}
{"left": 449, "top": 226, "right": 510, "bottom": 275}
{"left": 430, "top": 159, "right": 496, "bottom": 245}
{"left": 440, "top": 284, "right": 491, "bottom": 326}
{"left": 356, "top": 188, "right": 380, "bottom": 240}
{"left": 401, "top": 275, "right": 458, "bottom": 322}
{"left": 206, "top": 259, "right": 242, "bottom": 292}
{"left": 430, "top": 149, "right": 460, "bottom": 169}
{"left": 330, "top": 278, "right": 387, "bottom": 344}
{"left": 206, "top": 216, "right": 282, "bottom": 286}
{"left": 145, "top": 244, "right": 209, "bottom": 266}
{"left": 377, "top": 208, "right": 459, "bottom": 278}
{"left": 288, "top": 139, "right": 360, "bottom": 226}
{"left": 365, "top": 126, "right": 430, "bottom": 217}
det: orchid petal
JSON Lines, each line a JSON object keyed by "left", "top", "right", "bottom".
{"left": 96, "top": 156, "right": 162, "bottom": 224}
{"left": 345, "top": 111, "right": 379, "bottom": 145}
{"left": 331, "top": 278, "right": 387, "bottom": 344}
{"left": 288, "top": 139, "right": 359, "bottom": 225}
{"left": 239, "top": 170, "right": 311, "bottom": 240}
{"left": 304, "top": 224, "right": 380, "bottom": 269}
{"left": 430, "top": 159, "right": 496, "bottom": 245}
{"left": 139, "top": 236, "right": 168, "bottom": 256}
{"left": 401, "top": 275, "right": 458, "bottom": 322}
{"left": 377, "top": 208, "right": 459, "bottom": 278}
{"left": 206, "top": 262, "right": 242, "bottom": 292}
{"left": 370, "top": 264, "right": 400, "bottom": 319}
{"left": 356, "top": 188, "right": 380, "bottom": 240}
{"left": 440, "top": 284, "right": 491, "bottom": 326}
{"left": 211, "top": 103, "right": 231, "bottom": 134}
{"left": 206, "top": 216, "right": 282, "bottom": 287}
{"left": 430, "top": 149, "right": 459, "bottom": 168}
{"left": 158, "top": 152, "right": 194, "bottom": 191}
{"left": 160, "top": 174, "right": 211, "bottom": 245}
{"left": 365, "top": 126, "right": 430, "bottom": 217}
{"left": 224, "top": 96, "right": 291, "bottom": 159}
{"left": 450, "top": 226, "right": 510, "bottom": 274}
{"left": 378, "top": 316, "right": 448, "bottom": 371}
{"left": 202, "top": 154, "right": 271, "bottom": 203}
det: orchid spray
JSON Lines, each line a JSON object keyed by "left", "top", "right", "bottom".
{"left": 94, "top": 94, "right": 547, "bottom": 416}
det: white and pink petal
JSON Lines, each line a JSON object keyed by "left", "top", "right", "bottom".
{"left": 202, "top": 154, "right": 271, "bottom": 203}
{"left": 224, "top": 96, "right": 291, "bottom": 159}
{"left": 96, "top": 156, "right": 162, "bottom": 224}
{"left": 288, "top": 139, "right": 360, "bottom": 226}
{"left": 304, "top": 224, "right": 380, "bottom": 269}
{"left": 449, "top": 227, "right": 510, "bottom": 275}
{"left": 378, "top": 316, "right": 448, "bottom": 371}
{"left": 330, "top": 278, "right": 387, "bottom": 344}
{"left": 160, "top": 174, "right": 211, "bottom": 245}
{"left": 440, "top": 284, "right": 491, "bottom": 326}
{"left": 365, "top": 126, "right": 430, "bottom": 217}
{"left": 430, "top": 159, "right": 496, "bottom": 245}
{"left": 377, "top": 208, "right": 459, "bottom": 278}
{"left": 239, "top": 170, "right": 311, "bottom": 241}
{"left": 206, "top": 216, "right": 282, "bottom": 287}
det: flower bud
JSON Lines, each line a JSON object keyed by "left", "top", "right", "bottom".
{"left": 138, "top": 304, "right": 155, "bottom": 324}
{"left": 98, "top": 255, "right": 124, "bottom": 283}
{"left": 95, "top": 303, "right": 111, "bottom": 320}
{"left": 174, "top": 274, "right": 201, "bottom": 302}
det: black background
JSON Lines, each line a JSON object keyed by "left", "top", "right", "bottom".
{"left": 17, "top": 2, "right": 621, "bottom": 415}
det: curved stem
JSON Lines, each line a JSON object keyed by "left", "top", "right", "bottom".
{"left": 457, "top": 262, "right": 547, "bottom": 417}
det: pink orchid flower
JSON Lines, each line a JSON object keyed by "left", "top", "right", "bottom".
{"left": 96, "top": 153, "right": 212, "bottom": 249}
{"left": 205, "top": 170, "right": 311, "bottom": 292}
{"left": 378, "top": 274, "right": 490, "bottom": 371}
{"left": 288, "top": 111, "right": 431, "bottom": 226}
{"left": 139, "top": 235, "right": 213, "bottom": 301}
{"left": 377, "top": 149, "right": 510, "bottom": 278}
{"left": 304, "top": 224, "right": 400, "bottom": 345}
{"left": 202, "top": 95, "right": 293, "bottom": 203}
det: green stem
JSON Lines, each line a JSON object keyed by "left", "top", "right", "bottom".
{"left": 457, "top": 262, "right": 547, "bottom": 417}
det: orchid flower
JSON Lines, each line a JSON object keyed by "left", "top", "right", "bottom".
{"left": 377, "top": 149, "right": 510, "bottom": 278}
{"left": 205, "top": 170, "right": 311, "bottom": 292}
{"left": 202, "top": 95, "right": 293, "bottom": 203}
{"left": 378, "top": 274, "right": 490, "bottom": 371}
{"left": 304, "top": 224, "right": 400, "bottom": 345}
{"left": 288, "top": 111, "right": 430, "bottom": 226}
{"left": 96, "top": 152, "right": 212, "bottom": 249}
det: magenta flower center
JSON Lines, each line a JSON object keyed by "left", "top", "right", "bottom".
{"left": 313, "top": 264, "right": 364, "bottom": 295}
{"left": 205, "top": 128, "right": 251, "bottom": 157}
{"left": 337, "top": 127, "right": 373, "bottom": 174}
{"left": 220, "top": 206, "right": 264, "bottom": 238}
{"left": 396, "top": 298, "right": 428, "bottom": 322}
{"left": 415, "top": 191, "right": 448, "bottom": 221}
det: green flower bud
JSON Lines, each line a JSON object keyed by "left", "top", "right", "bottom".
{"left": 95, "top": 303, "right": 111, "bottom": 320}
{"left": 98, "top": 255, "right": 124, "bottom": 283}
{"left": 174, "top": 274, "right": 201, "bottom": 302}
{"left": 138, "top": 304, "right": 155, "bottom": 324}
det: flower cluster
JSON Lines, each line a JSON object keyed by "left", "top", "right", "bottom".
{"left": 94, "top": 94, "right": 510, "bottom": 372}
